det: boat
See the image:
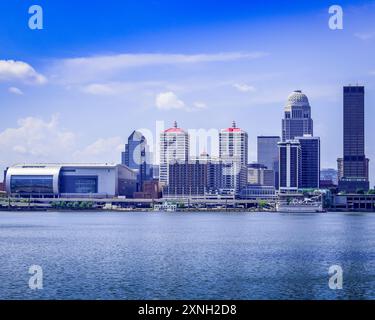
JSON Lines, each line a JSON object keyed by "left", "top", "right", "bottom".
{"left": 153, "top": 201, "right": 178, "bottom": 212}
{"left": 276, "top": 197, "right": 324, "bottom": 213}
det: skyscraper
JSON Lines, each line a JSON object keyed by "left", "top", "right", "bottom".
{"left": 219, "top": 121, "right": 248, "bottom": 166}
{"left": 122, "top": 130, "right": 151, "bottom": 191}
{"left": 257, "top": 136, "right": 280, "bottom": 187}
{"left": 278, "top": 140, "right": 302, "bottom": 192}
{"left": 339, "top": 85, "right": 369, "bottom": 192}
{"left": 296, "top": 135, "right": 320, "bottom": 189}
{"left": 282, "top": 90, "right": 313, "bottom": 141}
{"left": 159, "top": 121, "right": 189, "bottom": 186}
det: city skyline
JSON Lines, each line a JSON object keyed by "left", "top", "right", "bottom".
{"left": 1, "top": 0, "right": 374, "bottom": 185}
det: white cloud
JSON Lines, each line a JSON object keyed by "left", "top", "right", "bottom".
{"left": 8, "top": 87, "right": 24, "bottom": 95}
{"left": 73, "top": 137, "right": 124, "bottom": 163}
{"left": 0, "top": 115, "right": 75, "bottom": 167}
{"left": 233, "top": 83, "right": 256, "bottom": 92}
{"left": 155, "top": 91, "right": 186, "bottom": 110}
{"left": 51, "top": 52, "right": 268, "bottom": 84}
{"left": 81, "top": 83, "right": 116, "bottom": 95}
{"left": 193, "top": 102, "right": 207, "bottom": 109}
{"left": 354, "top": 32, "right": 375, "bottom": 40}
{"left": 0, "top": 60, "right": 47, "bottom": 84}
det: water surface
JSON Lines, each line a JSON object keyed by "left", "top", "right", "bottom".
{"left": 0, "top": 211, "right": 374, "bottom": 300}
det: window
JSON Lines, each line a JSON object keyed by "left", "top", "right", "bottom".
{"left": 59, "top": 176, "right": 98, "bottom": 193}
{"left": 10, "top": 175, "right": 53, "bottom": 194}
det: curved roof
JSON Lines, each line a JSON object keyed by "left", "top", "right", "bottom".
{"left": 285, "top": 90, "right": 310, "bottom": 111}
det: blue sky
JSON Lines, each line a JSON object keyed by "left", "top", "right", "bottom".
{"left": 1, "top": 0, "right": 375, "bottom": 185}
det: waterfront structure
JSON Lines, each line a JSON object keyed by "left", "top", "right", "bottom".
{"left": 247, "top": 163, "right": 274, "bottom": 186}
{"left": 238, "top": 185, "right": 277, "bottom": 200}
{"left": 278, "top": 140, "right": 302, "bottom": 192}
{"left": 5, "top": 163, "right": 137, "bottom": 198}
{"left": 338, "top": 85, "right": 370, "bottom": 192}
{"left": 296, "top": 135, "right": 320, "bottom": 189}
{"left": 282, "top": 90, "right": 313, "bottom": 141}
{"left": 159, "top": 121, "right": 189, "bottom": 186}
{"left": 122, "top": 130, "right": 152, "bottom": 191}
{"left": 333, "top": 194, "right": 375, "bottom": 211}
{"left": 219, "top": 121, "right": 248, "bottom": 166}
{"left": 257, "top": 136, "right": 280, "bottom": 188}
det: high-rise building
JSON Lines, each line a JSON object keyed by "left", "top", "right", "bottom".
{"left": 247, "top": 163, "right": 274, "bottom": 186}
{"left": 122, "top": 130, "right": 151, "bottom": 191}
{"left": 278, "top": 140, "right": 302, "bottom": 192}
{"left": 282, "top": 90, "right": 313, "bottom": 141}
{"left": 338, "top": 85, "right": 369, "bottom": 192}
{"left": 164, "top": 156, "right": 247, "bottom": 198}
{"left": 219, "top": 121, "right": 248, "bottom": 166}
{"left": 296, "top": 135, "right": 320, "bottom": 189}
{"left": 257, "top": 136, "right": 280, "bottom": 188}
{"left": 159, "top": 121, "right": 189, "bottom": 186}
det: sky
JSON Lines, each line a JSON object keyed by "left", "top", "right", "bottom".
{"left": 0, "top": 0, "right": 375, "bottom": 185}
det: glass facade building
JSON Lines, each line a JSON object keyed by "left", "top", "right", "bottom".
{"left": 257, "top": 136, "right": 280, "bottom": 187}
{"left": 339, "top": 85, "right": 369, "bottom": 192}
{"left": 278, "top": 140, "right": 302, "bottom": 191}
{"left": 122, "top": 130, "right": 152, "bottom": 192}
{"left": 296, "top": 135, "right": 320, "bottom": 189}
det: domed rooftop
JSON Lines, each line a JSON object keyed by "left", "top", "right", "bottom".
{"left": 285, "top": 90, "right": 310, "bottom": 110}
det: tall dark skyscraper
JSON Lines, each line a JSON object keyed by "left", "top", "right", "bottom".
{"left": 122, "top": 130, "right": 151, "bottom": 191}
{"left": 282, "top": 90, "right": 313, "bottom": 141}
{"left": 339, "top": 85, "right": 369, "bottom": 192}
{"left": 296, "top": 135, "right": 320, "bottom": 189}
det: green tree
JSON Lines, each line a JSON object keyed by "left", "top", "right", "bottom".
{"left": 356, "top": 189, "right": 365, "bottom": 195}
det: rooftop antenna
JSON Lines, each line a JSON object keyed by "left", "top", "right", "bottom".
{"left": 232, "top": 120, "right": 236, "bottom": 128}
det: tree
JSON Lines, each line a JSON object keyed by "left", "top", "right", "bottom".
{"left": 356, "top": 189, "right": 365, "bottom": 195}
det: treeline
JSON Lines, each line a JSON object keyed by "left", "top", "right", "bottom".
{"left": 51, "top": 201, "right": 94, "bottom": 210}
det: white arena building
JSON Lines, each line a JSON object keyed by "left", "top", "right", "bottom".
{"left": 5, "top": 163, "right": 137, "bottom": 198}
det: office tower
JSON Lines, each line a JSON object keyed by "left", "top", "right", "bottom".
{"left": 219, "top": 121, "right": 248, "bottom": 166}
{"left": 282, "top": 90, "right": 313, "bottom": 141}
{"left": 159, "top": 121, "right": 189, "bottom": 186}
{"left": 296, "top": 135, "right": 320, "bottom": 189}
{"left": 257, "top": 136, "right": 280, "bottom": 187}
{"left": 278, "top": 140, "right": 302, "bottom": 191}
{"left": 122, "top": 130, "right": 151, "bottom": 191}
{"left": 247, "top": 163, "right": 274, "bottom": 186}
{"left": 338, "top": 85, "right": 369, "bottom": 192}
